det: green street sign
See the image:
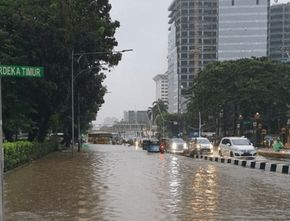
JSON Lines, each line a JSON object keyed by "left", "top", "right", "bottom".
{"left": 0, "top": 65, "right": 44, "bottom": 78}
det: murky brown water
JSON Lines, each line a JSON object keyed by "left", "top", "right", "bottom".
{"left": 4, "top": 144, "right": 290, "bottom": 220}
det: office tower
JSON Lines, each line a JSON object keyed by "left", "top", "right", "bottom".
{"left": 218, "top": 0, "right": 270, "bottom": 61}
{"left": 269, "top": 2, "right": 290, "bottom": 62}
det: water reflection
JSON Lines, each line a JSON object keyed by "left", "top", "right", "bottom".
{"left": 168, "top": 156, "right": 181, "bottom": 212}
{"left": 4, "top": 144, "right": 290, "bottom": 220}
{"left": 191, "top": 165, "right": 219, "bottom": 219}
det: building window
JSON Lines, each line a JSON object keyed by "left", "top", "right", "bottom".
{"left": 256, "top": 0, "right": 259, "bottom": 5}
{"left": 232, "top": 0, "right": 234, "bottom": 6}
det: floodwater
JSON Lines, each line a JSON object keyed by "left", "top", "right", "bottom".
{"left": 4, "top": 144, "right": 290, "bottom": 220}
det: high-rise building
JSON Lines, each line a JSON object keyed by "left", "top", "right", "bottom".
{"left": 153, "top": 73, "right": 168, "bottom": 104}
{"left": 123, "top": 111, "right": 149, "bottom": 124}
{"left": 269, "top": 2, "right": 290, "bottom": 62}
{"left": 218, "top": 0, "right": 270, "bottom": 61}
{"left": 167, "top": 22, "right": 178, "bottom": 113}
{"left": 167, "top": 0, "right": 218, "bottom": 113}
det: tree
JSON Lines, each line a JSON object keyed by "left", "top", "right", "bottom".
{"left": 0, "top": 0, "right": 121, "bottom": 141}
{"left": 148, "top": 99, "right": 168, "bottom": 135}
{"left": 187, "top": 57, "right": 290, "bottom": 136}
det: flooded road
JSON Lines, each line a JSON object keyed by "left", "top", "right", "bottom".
{"left": 5, "top": 144, "right": 290, "bottom": 220}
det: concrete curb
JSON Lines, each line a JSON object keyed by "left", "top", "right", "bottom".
{"left": 193, "top": 155, "right": 290, "bottom": 175}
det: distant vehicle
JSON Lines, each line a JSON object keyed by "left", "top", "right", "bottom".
{"left": 142, "top": 138, "right": 151, "bottom": 150}
{"left": 111, "top": 133, "right": 123, "bottom": 145}
{"left": 147, "top": 139, "right": 160, "bottom": 153}
{"left": 166, "top": 138, "right": 188, "bottom": 154}
{"left": 218, "top": 137, "right": 256, "bottom": 158}
{"left": 188, "top": 137, "right": 213, "bottom": 156}
{"left": 88, "top": 131, "right": 115, "bottom": 144}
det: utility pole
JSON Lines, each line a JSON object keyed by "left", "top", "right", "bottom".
{"left": 71, "top": 49, "right": 133, "bottom": 156}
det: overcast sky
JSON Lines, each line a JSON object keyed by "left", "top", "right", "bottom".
{"left": 95, "top": 0, "right": 290, "bottom": 125}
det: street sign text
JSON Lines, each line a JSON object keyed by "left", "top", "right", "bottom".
{"left": 0, "top": 65, "right": 44, "bottom": 78}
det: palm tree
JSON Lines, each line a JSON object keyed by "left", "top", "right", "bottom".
{"left": 149, "top": 100, "right": 168, "bottom": 135}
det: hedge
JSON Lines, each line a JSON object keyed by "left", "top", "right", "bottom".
{"left": 3, "top": 141, "right": 58, "bottom": 171}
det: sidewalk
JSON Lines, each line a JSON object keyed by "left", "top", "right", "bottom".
{"left": 257, "top": 148, "right": 290, "bottom": 159}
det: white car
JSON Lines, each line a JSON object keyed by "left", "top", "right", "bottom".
{"left": 218, "top": 137, "right": 256, "bottom": 158}
{"left": 166, "top": 138, "right": 188, "bottom": 154}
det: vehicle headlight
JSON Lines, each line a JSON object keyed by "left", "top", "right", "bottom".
{"left": 172, "top": 143, "right": 177, "bottom": 149}
{"left": 210, "top": 144, "right": 213, "bottom": 151}
{"left": 183, "top": 143, "right": 188, "bottom": 149}
{"left": 196, "top": 144, "right": 201, "bottom": 150}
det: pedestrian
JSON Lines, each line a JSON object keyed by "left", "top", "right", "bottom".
{"left": 272, "top": 137, "right": 283, "bottom": 152}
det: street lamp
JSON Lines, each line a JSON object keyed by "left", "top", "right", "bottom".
{"left": 71, "top": 49, "right": 133, "bottom": 156}
{"left": 253, "top": 112, "right": 260, "bottom": 146}
{"left": 237, "top": 114, "right": 243, "bottom": 136}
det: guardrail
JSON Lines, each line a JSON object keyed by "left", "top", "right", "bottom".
{"left": 192, "top": 155, "right": 290, "bottom": 175}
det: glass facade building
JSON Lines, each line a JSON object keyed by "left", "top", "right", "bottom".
{"left": 269, "top": 3, "right": 290, "bottom": 62}
{"left": 167, "top": 22, "right": 178, "bottom": 113}
{"left": 218, "top": 0, "right": 270, "bottom": 61}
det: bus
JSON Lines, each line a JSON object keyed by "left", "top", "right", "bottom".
{"left": 88, "top": 131, "right": 122, "bottom": 144}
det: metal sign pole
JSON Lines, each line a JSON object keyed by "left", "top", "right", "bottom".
{"left": 0, "top": 77, "right": 4, "bottom": 221}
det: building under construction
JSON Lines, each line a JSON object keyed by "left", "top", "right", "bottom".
{"left": 167, "top": 0, "right": 218, "bottom": 113}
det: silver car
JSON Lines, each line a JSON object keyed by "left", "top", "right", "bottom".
{"left": 189, "top": 137, "right": 213, "bottom": 156}
{"left": 218, "top": 137, "right": 256, "bottom": 158}
{"left": 166, "top": 138, "right": 188, "bottom": 154}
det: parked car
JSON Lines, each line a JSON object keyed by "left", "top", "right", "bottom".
{"left": 188, "top": 137, "right": 213, "bottom": 156}
{"left": 147, "top": 139, "right": 160, "bottom": 153}
{"left": 218, "top": 137, "right": 256, "bottom": 158}
{"left": 166, "top": 138, "right": 188, "bottom": 154}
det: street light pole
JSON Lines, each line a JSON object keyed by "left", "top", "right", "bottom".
{"left": 77, "top": 91, "right": 81, "bottom": 152}
{"left": 71, "top": 48, "right": 133, "bottom": 156}
{"left": 71, "top": 49, "right": 75, "bottom": 157}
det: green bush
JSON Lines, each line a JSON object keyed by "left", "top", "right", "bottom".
{"left": 3, "top": 141, "right": 58, "bottom": 171}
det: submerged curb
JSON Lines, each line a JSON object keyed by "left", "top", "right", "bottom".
{"left": 192, "top": 155, "right": 290, "bottom": 175}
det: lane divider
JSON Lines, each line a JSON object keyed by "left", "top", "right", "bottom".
{"left": 192, "top": 155, "right": 290, "bottom": 175}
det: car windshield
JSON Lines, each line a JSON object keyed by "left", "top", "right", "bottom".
{"left": 151, "top": 140, "right": 160, "bottom": 145}
{"left": 232, "top": 139, "right": 251, "bottom": 145}
{"left": 197, "top": 139, "right": 210, "bottom": 144}
{"left": 172, "top": 138, "right": 184, "bottom": 143}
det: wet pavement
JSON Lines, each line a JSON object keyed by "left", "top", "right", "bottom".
{"left": 4, "top": 144, "right": 290, "bottom": 220}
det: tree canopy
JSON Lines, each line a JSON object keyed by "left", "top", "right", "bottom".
{"left": 0, "top": 0, "right": 121, "bottom": 141}
{"left": 187, "top": 58, "right": 290, "bottom": 135}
